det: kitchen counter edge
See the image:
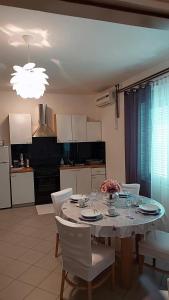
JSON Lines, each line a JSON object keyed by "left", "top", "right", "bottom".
{"left": 60, "top": 164, "right": 106, "bottom": 170}
{"left": 11, "top": 167, "right": 33, "bottom": 174}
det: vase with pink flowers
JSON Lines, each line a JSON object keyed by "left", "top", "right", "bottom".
{"left": 100, "top": 179, "right": 121, "bottom": 200}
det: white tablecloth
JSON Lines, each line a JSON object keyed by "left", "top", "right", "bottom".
{"left": 62, "top": 196, "right": 165, "bottom": 238}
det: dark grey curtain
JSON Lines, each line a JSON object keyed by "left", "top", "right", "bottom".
{"left": 124, "top": 85, "right": 151, "bottom": 196}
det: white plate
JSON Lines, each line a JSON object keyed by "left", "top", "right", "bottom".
{"left": 81, "top": 209, "right": 101, "bottom": 218}
{"left": 139, "top": 204, "right": 160, "bottom": 212}
{"left": 70, "top": 194, "right": 85, "bottom": 201}
{"left": 137, "top": 209, "right": 160, "bottom": 215}
{"left": 105, "top": 212, "right": 120, "bottom": 217}
{"left": 76, "top": 203, "right": 88, "bottom": 208}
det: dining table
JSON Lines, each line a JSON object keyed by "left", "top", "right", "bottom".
{"left": 61, "top": 194, "right": 165, "bottom": 289}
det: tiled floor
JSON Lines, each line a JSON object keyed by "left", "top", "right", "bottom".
{"left": 0, "top": 206, "right": 168, "bottom": 300}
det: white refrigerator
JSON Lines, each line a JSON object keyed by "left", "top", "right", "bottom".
{"left": 0, "top": 146, "right": 11, "bottom": 209}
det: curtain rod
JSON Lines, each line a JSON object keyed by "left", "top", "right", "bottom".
{"left": 118, "top": 66, "right": 169, "bottom": 93}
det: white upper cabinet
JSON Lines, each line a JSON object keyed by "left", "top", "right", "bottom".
{"left": 72, "top": 115, "right": 87, "bottom": 142}
{"left": 9, "top": 114, "right": 32, "bottom": 144}
{"left": 56, "top": 114, "right": 86, "bottom": 143}
{"left": 87, "top": 121, "right": 102, "bottom": 142}
{"left": 57, "top": 115, "right": 73, "bottom": 143}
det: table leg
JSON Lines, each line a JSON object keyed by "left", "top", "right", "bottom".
{"left": 120, "top": 237, "right": 133, "bottom": 289}
{"left": 135, "top": 234, "right": 144, "bottom": 262}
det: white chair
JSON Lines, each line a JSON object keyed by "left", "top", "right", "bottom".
{"left": 160, "top": 278, "right": 169, "bottom": 300}
{"left": 55, "top": 216, "right": 115, "bottom": 300}
{"left": 121, "top": 183, "right": 140, "bottom": 195}
{"left": 138, "top": 230, "right": 169, "bottom": 274}
{"left": 51, "top": 188, "right": 72, "bottom": 257}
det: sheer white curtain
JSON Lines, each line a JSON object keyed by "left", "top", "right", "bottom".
{"left": 151, "top": 77, "right": 169, "bottom": 231}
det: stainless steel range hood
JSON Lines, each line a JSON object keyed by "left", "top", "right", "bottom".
{"left": 33, "top": 104, "right": 56, "bottom": 138}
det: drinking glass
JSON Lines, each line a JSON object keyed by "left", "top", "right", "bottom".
{"left": 126, "top": 198, "right": 134, "bottom": 219}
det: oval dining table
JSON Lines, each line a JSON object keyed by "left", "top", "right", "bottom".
{"left": 61, "top": 194, "right": 165, "bottom": 289}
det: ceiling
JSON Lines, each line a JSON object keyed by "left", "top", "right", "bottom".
{"left": 1, "top": 5, "right": 169, "bottom": 94}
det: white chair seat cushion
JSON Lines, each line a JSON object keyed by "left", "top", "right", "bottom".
{"left": 91, "top": 245, "right": 115, "bottom": 281}
{"left": 139, "top": 230, "right": 169, "bottom": 261}
{"left": 63, "top": 245, "right": 115, "bottom": 282}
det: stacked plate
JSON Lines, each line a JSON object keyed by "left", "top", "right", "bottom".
{"left": 137, "top": 204, "right": 161, "bottom": 215}
{"left": 119, "top": 192, "right": 131, "bottom": 198}
{"left": 70, "top": 194, "right": 87, "bottom": 203}
{"left": 80, "top": 209, "right": 103, "bottom": 222}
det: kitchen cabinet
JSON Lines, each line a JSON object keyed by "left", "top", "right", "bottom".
{"left": 76, "top": 168, "right": 91, "bottom": 194}
{"left": 60, "top": 169, "right": 77, "bottom": 193}
{"left": 56, "top": 114, "right": 72, "bottom": 143}
{"left": 60, "top": 168, "right": 91, "bottom": 194}
{"left": 91, "top": 167, "right": 106, "bottom": 191}
{"left": 72, "top": 115, "right": 87, "bottom": 142}
{"left": 56, "top": 114, "right": 86, "bottom": 143}
{"left": 11, "top": 172, "right": 35, "bottom": 206}
{"left": 87, "top": 121, "right": 102, "bottom": 142}
{"left": 9, "top": 113, "right": 32, "bottom": 144}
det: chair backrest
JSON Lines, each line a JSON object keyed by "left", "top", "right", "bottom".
{"left": 55, "top": 216, "right": 92, "bottom": 269}
{"left": 51, "top": 188, "right": 72, "bottom": 216}
{"left": 121, "top": 183, "right": 140, "bottom": 195}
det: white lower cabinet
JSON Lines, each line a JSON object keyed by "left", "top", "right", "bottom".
{"left": 60, "top": 167, "right": 105, "bottom": 194}
{"left": 11, "top": 172, "right": 35, "bottom": 206}
{"left": 60, "top": 169, "right": 77, "bottom": 193}
{"left": 60, "top": 168, "right": 91, "bottom": 194}
{"left": 91, "top": 167, "right": 106, "bottom": 191}
{"left": 91, "top": 175, "right": 106, "bottom": 191}
{"left": 76, "top": 168, "right": 91, "bottom": 194}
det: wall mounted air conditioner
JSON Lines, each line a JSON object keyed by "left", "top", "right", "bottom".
{"left": 95, "top": 88, "right": 116, "bottom": 107}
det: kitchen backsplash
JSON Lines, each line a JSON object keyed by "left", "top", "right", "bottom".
{"left": 11, "top": 138, "right": 105, "bottom": 167}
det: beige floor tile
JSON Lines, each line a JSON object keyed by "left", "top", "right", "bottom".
{"left": 34, "top": 253, "right": 59, "bottom": 272}
{"left": 0, "top": 274, "right": 13, "bottom": 291}
{"left": 38, "top": 270, "right": 61, "bottom": 296}
{"left": 18, "top": 249, "right": 45, "bottom": 264}
{"left": 0, "top": 280, "right": 34, "bottom": 300}
{"left": 0, "top": 231, "right": 25, "bottom": 245}
{"left": 0, "top": 255, "right": 15, "bottom": 270}
{"left": 24, "top": 288, "right": 57, "bottom": 300}
{"left": 13, "top": 225, "right": 41, "bottom": 237}
{"left": 0, "top": 241, "right": 27, "bottom": 259}
{"left": 16, "top": 236, "right": 41, "bottom": 249}
{"left": 0, "top": 259, "right": 30, "bottom": 279}
{"left": 31, "top": 239, "right": 53, "bottom": 254}
{"left": 19, "top": 265, "right": 50, "bottom": 286}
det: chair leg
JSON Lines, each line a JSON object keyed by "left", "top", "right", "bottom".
{"left": 153, "top": 258, "right": 156, "bottom": 267}
{"left": 87, "top": 281, "right": 92, "bottom": 300}
{"left": 55, "top": 233, "right": 59, "bottom": 257}
{"left": 138, "top": 255, "right": 144, "bottom": 274}
{"left": 112, "top": 263, "right": 115, "bottom": 289}
{"left": 60, "top": 270, "right": 66, "bottom": 300}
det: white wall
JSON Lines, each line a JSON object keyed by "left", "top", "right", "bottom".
{"left": 0, "top": 90, "right": 101, "bottom": 144}
{"left": 100, "top": 93, "right": 125, "bottom": 182}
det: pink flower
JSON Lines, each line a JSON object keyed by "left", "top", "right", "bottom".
{"left": 100, "top": 179, "right": 121, "bottom": 193}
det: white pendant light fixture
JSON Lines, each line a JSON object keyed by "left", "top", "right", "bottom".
{"left": 10, "top": 35, "right": 49, "bottom": 99}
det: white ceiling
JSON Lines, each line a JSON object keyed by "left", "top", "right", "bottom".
{"left": 1, "top": 5, "right": 169, "bottom": 94}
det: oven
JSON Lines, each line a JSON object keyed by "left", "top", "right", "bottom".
{"left": 34, "top": 167, "right": 60, "bottom": 205}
